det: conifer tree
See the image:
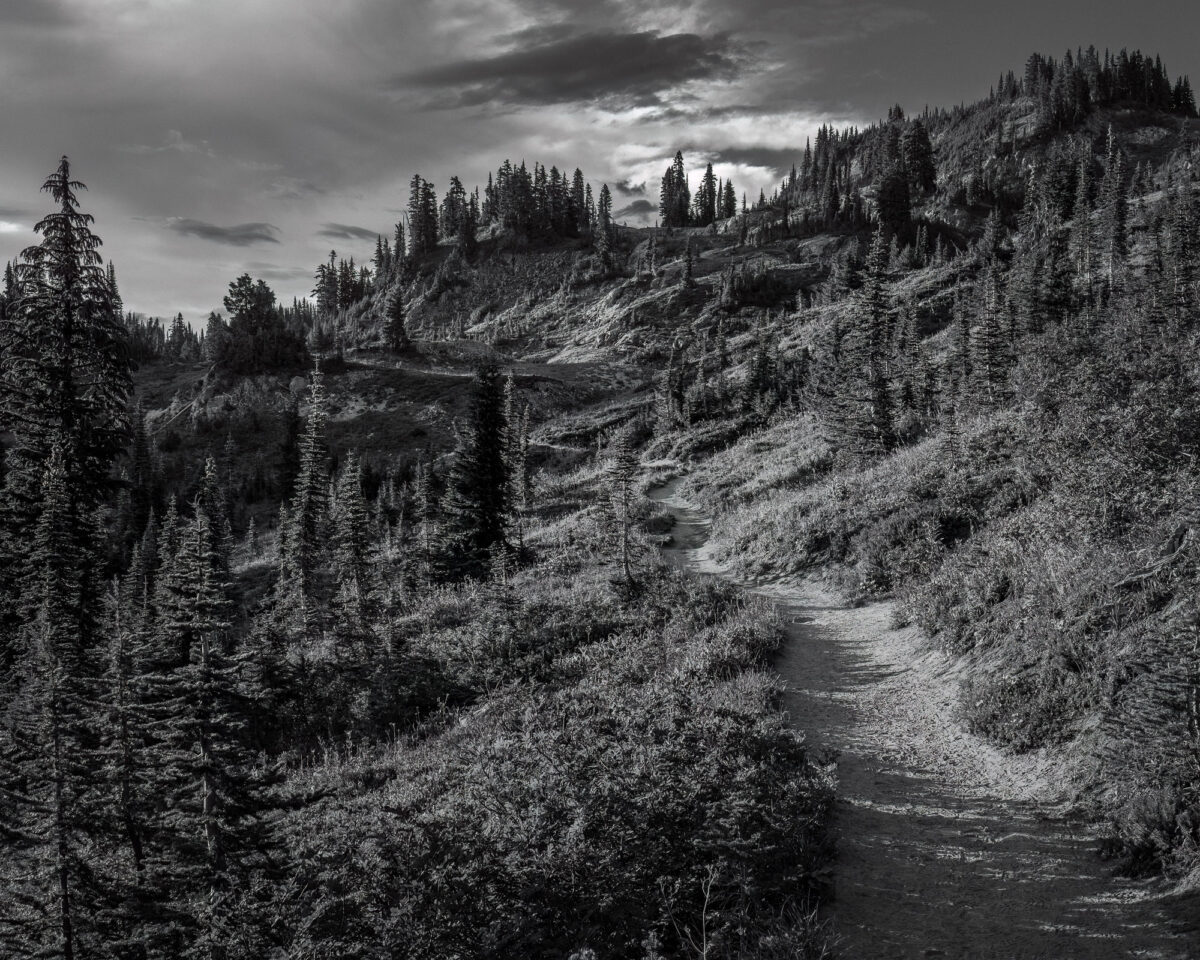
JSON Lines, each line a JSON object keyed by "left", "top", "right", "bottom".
{"left": 439, "top": 360, "right": 509, "bottom": 577}
{"left": 1098, "top": 126, "right": 1129, "bottom": 295}
{"left": 830, "top": 225, "right": 895, "bottom": 454}
{"left": 330, "top": 452, "right": 374, "bottom": 630}
{"left": 972, "top": 268, "right": 1012, "bottom": 408}
{"left": 608, "top": 425, "right": 639, "bottom": 586}
{"left": 0, "top": 158, "right": 133, "bottom": 657}
{"left": 596, "top": 184, "right": 614, "bottom": 269}
{"left": 1071, "top": 149, "right": 1095, "bottom": 324}
{"left": 385, "top": 279, "right": 408, "bottom": 353}
{"left": 0, "top": 445, "right": 101, "bottom": 959}
{"left": 278, "top": 369, "right": 330, "bottom": 636}
{"left": 502, "top": 374, "right": 531, "bottom": 554}
{"left": 659, "top": 152, "right": 691, "bottom": 228}
{"left": 145, "top": 503, "right": 273, "bottom": 957}
{"left": 900, "top": 118, "right": 936, "bottom": 194}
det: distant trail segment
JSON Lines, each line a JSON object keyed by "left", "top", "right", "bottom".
{"left": 649, "top": 477, "right": 1199, "bottom": 960}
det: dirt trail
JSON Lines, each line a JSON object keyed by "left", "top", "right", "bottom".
{"left": 650, "top": 478, "right": 1199, "bottom": 960}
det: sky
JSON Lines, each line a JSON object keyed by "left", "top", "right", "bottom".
{"left": 1, "top": 0, "right": 1197, "bottom": 323}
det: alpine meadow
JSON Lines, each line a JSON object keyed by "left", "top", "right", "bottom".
{"left": 3, "top": 3, "right": 1200, "bottom": 957}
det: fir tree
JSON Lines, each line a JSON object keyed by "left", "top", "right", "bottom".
{"left": 0, "top": 445, "right": 101, "bottom": 959}
{"left": 439, "top": 360, "right": 510, "bottom": 578}
{"left": 1098, "top": 126, "right": 1129, "bottom": 296}
{"left": 385, "top": 279, "right": 408, "bottom": 353}
{"left": 278, "top": 369, "right": 330, "bottom": 637}
{"left": 595, "top": 184, "right": 614, "bottom": 269}
{"left": 608, "top": 425, "right": 639, "bottom": 586}
{"left": 972, "top": 268, "right": 1012, "bottom": 408}
{"left": 145, "top": 503, "right": 274, "bottom": 957}
{"left": 0, "top": 158, "right": 133, "bottom": 658}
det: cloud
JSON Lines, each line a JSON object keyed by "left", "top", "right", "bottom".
{"left": 614, "top": 178, "right": 647, "bottom": 196}
{"left": 264, "top": 177, "right": 325, "bottom": 201}
{"left": 613, "top": 198, "right": 656, "bottom": 220}
{"left": 317, "top": 222, "right": 380, "bottom": 241}
{"left": 703, "top": 146, "right": 800, "bottom": 177}
{"left": 0, "top": 220, "right": 27, "bottom": 234}
{"left": 244, "top": 261, "right": 313, "bottom": 282}
{"left": 165, "top": 218, "right": 280, "bottom": 246}
{"left": 392, "top": 30, "right": 746, "bottom": 109}
{"left": 125, "top": 129, "right": 215, "bottom": 157}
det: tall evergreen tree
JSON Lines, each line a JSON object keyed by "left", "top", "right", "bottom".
{"left": 145, "top": 503, "right": 273, "bottom": 958}
{"left": 385, "top": 280, "right": 408, "bottom": 353}
{"left": 608, "top": 425, "right": 639, "bottom": 586}
{"left": 0, "top": 445, "right": 102, "bottom": 959}
{"left": 439, "top": 360, "right": 509, "bottom": 578}
{"left": 595, "top": 184, "right": 614, "bottom": 269}
{"left": 0, "top": 158, "right": 133, "bottom": 659}
{"left": 1098, "top": 126, "right": 1129, "bottom": 295}
{"left": 278, "top": 369, "right": 330, "bottom": 637}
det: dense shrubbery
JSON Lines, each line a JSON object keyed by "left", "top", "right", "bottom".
{"left": 270, "top": 505, "right": 835, "bottom": 959}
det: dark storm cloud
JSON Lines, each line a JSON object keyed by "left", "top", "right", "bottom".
{"left": 614, "top": 199, "right": 656, "bottom": 220}
{"left": 614, "top": 179, "right": 647, "bottom": 196}
{"left": 318, "top": 223, "right": 380, "bottom": 241}
{"left": 166, "top": 219, "right": 281, "bottom": 246}
{"left": 393, "top": 30, "right": 746, "bottom": 109}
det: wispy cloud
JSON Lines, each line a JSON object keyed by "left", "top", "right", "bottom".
{"left": 317, "top": 222, "right": 380, "bottom": 241}
{"left": 165, "top": 218, "right": 280, "bottom": 246}
{"left": 125, "top": 129, "right": 216, "bottom": 157}
{"left": 245, "top": 261, "right": 313, "bottom": 282}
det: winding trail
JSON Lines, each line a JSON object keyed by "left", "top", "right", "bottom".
{"left": 649, "top": 478, "right": 1199, "bottom": 960}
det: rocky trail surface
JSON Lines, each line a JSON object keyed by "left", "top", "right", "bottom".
{"left": 649, "top": 478, "right": 1199, "bottom": 960}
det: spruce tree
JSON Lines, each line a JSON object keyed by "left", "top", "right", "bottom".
{"left": 439, "top": 360, "right": 509, "bottom": 578}
{"left": 1071, "top": 149, "right": 1095, "bottom": 325}
{"left": 385, "top": 279, "right": 408, "bottom": 353}
{"left": 330, "top": 451, "right": 374, "bottom": 632}
{"left": 830, "top": 224, "right": 894, "bottom": 455}
{"left": 1098, "top": 126, "right": 1129, "bottom": 295}
{"left": 0, "top": 158, "right": 133, "bottom": 661}
{"left": 0, "top": 445, "right": 101, "bottom": 959}
{"left": 596, "top": 184, "right": 614, "bottom": 269}
{"left": 608, "top": 426, "right": 639, "bottom": 586}
{"left": 278, "top": 369, "right": 330, "bottom": 638}
{"left": 145, "top": 504, "right": 273, "bottom": 957}
{"left": 972, "top": 268, "right": 1012, "bottom": 408}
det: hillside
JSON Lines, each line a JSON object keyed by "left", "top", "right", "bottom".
{"left": 3, "top": 43, "right": 1200, "bottom": 959}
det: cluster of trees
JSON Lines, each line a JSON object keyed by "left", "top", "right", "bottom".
{"left": 657, "top": 315, "right": 805, "bottom": 428}
{"left": 208, "top": 274, "right": 308, "bottom": 374}
{"left": 312, "top": 249, "right": 373, "bottom": 316}
{"left": 482, "top": 160, "right": 594, "bottom": 241}
{"left": 1010, "top": 47, "right": 1197, "bottom": 130}
{"left": 659, "top": 152, "right": 739, "bottom": 229}
{"left": 810, "top": 122, "right": 1196, "bottom": 462}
